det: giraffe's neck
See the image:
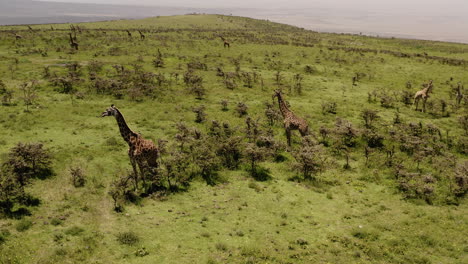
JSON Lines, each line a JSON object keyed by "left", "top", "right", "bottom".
{"left": 277, "top": 94, "right": 291, "bottom": 118}
{"left": 114, "top": 109, "right": 136, "bottom": 144}
{"left": 423, "top": 86, "right": 431, "bottom": 95}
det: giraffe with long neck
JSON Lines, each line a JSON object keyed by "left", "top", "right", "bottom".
{"left": 414, "top": 80, "right": 433, "bottom": 112}
{"left": 69, "top": 33, "right": 78, "bottom": 50}
{"left": 101, "top": 105, "right": 159, "bottom": 188}
{"left": 219, "top": 36, "right": 230, "bottom": 48}
{"left": 273, "top": 89, "right": 309, "bottom": 146}
{"left": 455, "top": 82, "right": 464, "bottom": 106}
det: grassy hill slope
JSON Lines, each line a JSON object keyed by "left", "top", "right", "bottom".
{"left": 0, "top": 14, "right": 467, "bottom": 264}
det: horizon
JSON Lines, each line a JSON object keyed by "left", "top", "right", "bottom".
{"left": 1, "top": 0, "right": 466, "bottom": 43}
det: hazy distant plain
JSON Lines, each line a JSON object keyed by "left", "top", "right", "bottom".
{"left": 1, "top": 0, "right": 467, "bottom": 43}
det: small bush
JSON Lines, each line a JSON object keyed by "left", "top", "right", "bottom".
{"left": 215, "top": 242, "right": 228, "bottom": 251}
{"left": 459, "top": 115, "right": 468, "bottom": 135}
{"left": 201, "top": 232, "right": 211, "bottom": 238}
{"left": 50, "top": 218, "right": 63, "bottom": 226}
{"left": 264, "top": 102, "right": 281, "bottom": 126}
{"left": 236, "top": 102, "right": 248, "bottom": 117}
{"left": 380, "top": 93, "right": 394, "bottom": 108}
{"left": 117, "top": 231, "right": 140, "bottom": 245}
{"left": 15, "top": 219, "right": 32, "bottom": 232}
{"left": 65, "top": 226, "right": 84, "bottom": 236}
{"left": 243, "top": 143, "right": 271, "bottom": 181}
{"left": 0, "top": 229, "right": 10, "bottom": 244}
{"left": 87, "top": 60, "right": 104, "bottom": 73}
{"left": 401, "top": 91, "right": 413, "bottom": 105}
{"left": 292, "top": 138, "right": 327, "bottom": 180}
{"left": 153, "top": 50, "right": 165, "bottom": 68}
{"left": 220, "top": 99, "right": 228, "bottom": 111}
{"left": 456, "top": 137, "right": 468, "bottom": 154}
{"left": 6, "top": 142, "right": 53, "bottom": 185}
{"left": 251, "top": 166, "right": 271, "bottom": 181}
{"left": 321, "top": 101, "right": 337, "bottom": 115}
{"left": 108, "top": 172, "right": 138, "bottom": 212}
{"left": 55, "top": 248, "right": 67, "bottom": 256}
{"left": 296, "top": 238, "right": 308, "bottom": 246}
{"left": 362, "top": 129, "right": 385, "bottom": 149}
{"left": 248, "top": 182, "right": 262, "bottom": 192}
{"left": 304, "top": 65, "right": 316, "bottom": 74}
{"left": 454, "top": 161, "right": 468, "bottom": 197}
{"left": 184, "top": 70, "right": 205, "bottom": 98}
{"left": 0, "top": 80, "right": 14, "bottom": 105}
{"left": 70, "top": 165, "right": 86, "bottom": 187}
{"left": 192, "top": 105, "right": 207, "bottom": 123}
{"left": 351, "top": 227, "right": 379, "bottom": 241}
{"left": 360, "top": 109, "right": 380, "bottom": 128}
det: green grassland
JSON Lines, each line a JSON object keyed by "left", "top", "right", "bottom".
{"left": 0, "top": 14, "right": 467, "bottom": 263}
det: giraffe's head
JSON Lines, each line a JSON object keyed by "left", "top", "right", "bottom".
{"left": 101, "top": 104, "right": 118, "bottom": 117}
{"left": 272, "top": 89, "right": 282, "bottom": 100}
{"left": 427, "top": 80, "right": 434, "bottom": 92}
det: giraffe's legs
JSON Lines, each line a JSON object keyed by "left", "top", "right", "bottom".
{"left": 414, "top": 98, "right": 419, "bottom": 111}
{"left": 285, "top": 127, "right": 292, "bottom": 147}
{"left": 129, "top": 156, "right": 139, "bottom": 190}
{"left": 136, "top": 158, "right": 147, "bottom": 187}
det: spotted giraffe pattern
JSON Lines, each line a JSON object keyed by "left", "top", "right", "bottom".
{"left": 101, "top": 105, "right": 159, "bottom": 186}
{"left": 273, "top": 89, "right": 309, "bottom": 146}
{"left": 414, "top": 80, "right": 433, "bottom": 112}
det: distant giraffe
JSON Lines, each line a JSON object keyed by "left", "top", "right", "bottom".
{"left": 69, "top": 33, "right": 78, "bottom": 50}
{"left": 138, "top": 30, "right": 145, "bottom": 40}
{"left": 413, "top": 80, "right": 433, "bottom": 112}
{"left": 219, "top": 36, "right": 230, "bottom": 48}
{"left": 12, "top": 33, "right": 22, "bottom": 40}
{"left": 455, "top": 82, "right": 464, "bottom": 106}
{"left": 273, "top": 89, "right": 309, "bottom": 146}
{"left": 126, "top": 30, "right": 132, "bottom": 38}
{"left": 101, "top": 105, "right": 159, "bottom": 188}
{"left": 71, "top": 30, "right": 77, "bottom": 42}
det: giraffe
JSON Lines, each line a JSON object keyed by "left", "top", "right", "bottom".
{"left": 12, "top": 33, "right": 22, "bottom": 40}
{"left": 101, "top": 105, "right": 159, "bottom": 188}
{"left": 126, "top": 30, "right": 132, "bottom": 38}
{"left": 69, "top": 33, "right": 78, "bottom": 50}
{"left": 138, "top": 30, "right": 145, "bottom": 40}
{"left": 413, "top": 80, "right": 433, "bottom": 112}
{"left": 272, "top": 89, "right": 309, "bottom": 146}
{"left": 219, "top": 36, "right": 230, "bottom": 48}
{"left": 455, "top": 82, "right": 464, "bottom": 106}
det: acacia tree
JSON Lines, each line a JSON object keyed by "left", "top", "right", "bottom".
{"left": 1, "top": 142, "right": 52, "bottom": 216}
{"left": 361, "top": 109, "right": 380, "bottom": 129}
{"left": 5, "top": 142, "right": 52, "bottom": 187}
{"left": 293, "top": 137, "right": 327, "bottom": 180}
{"left": 0, "top": 80, "right": 13, "bottom": 105}
{"left": 453, "top": 161, "right": 468, "bottom": 197}
{"left": 459, "top": 115, "right": 468, "bottom": 135}
{"left": 244, "top": 143, "right": 270, "bottom": 181}
{"left": 19, "top": 80, "right": 39, "bottom": 112}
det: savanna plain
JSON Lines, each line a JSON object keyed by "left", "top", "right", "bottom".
{"left": 0, "top": 14, "right": 467, "bottom": 264}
